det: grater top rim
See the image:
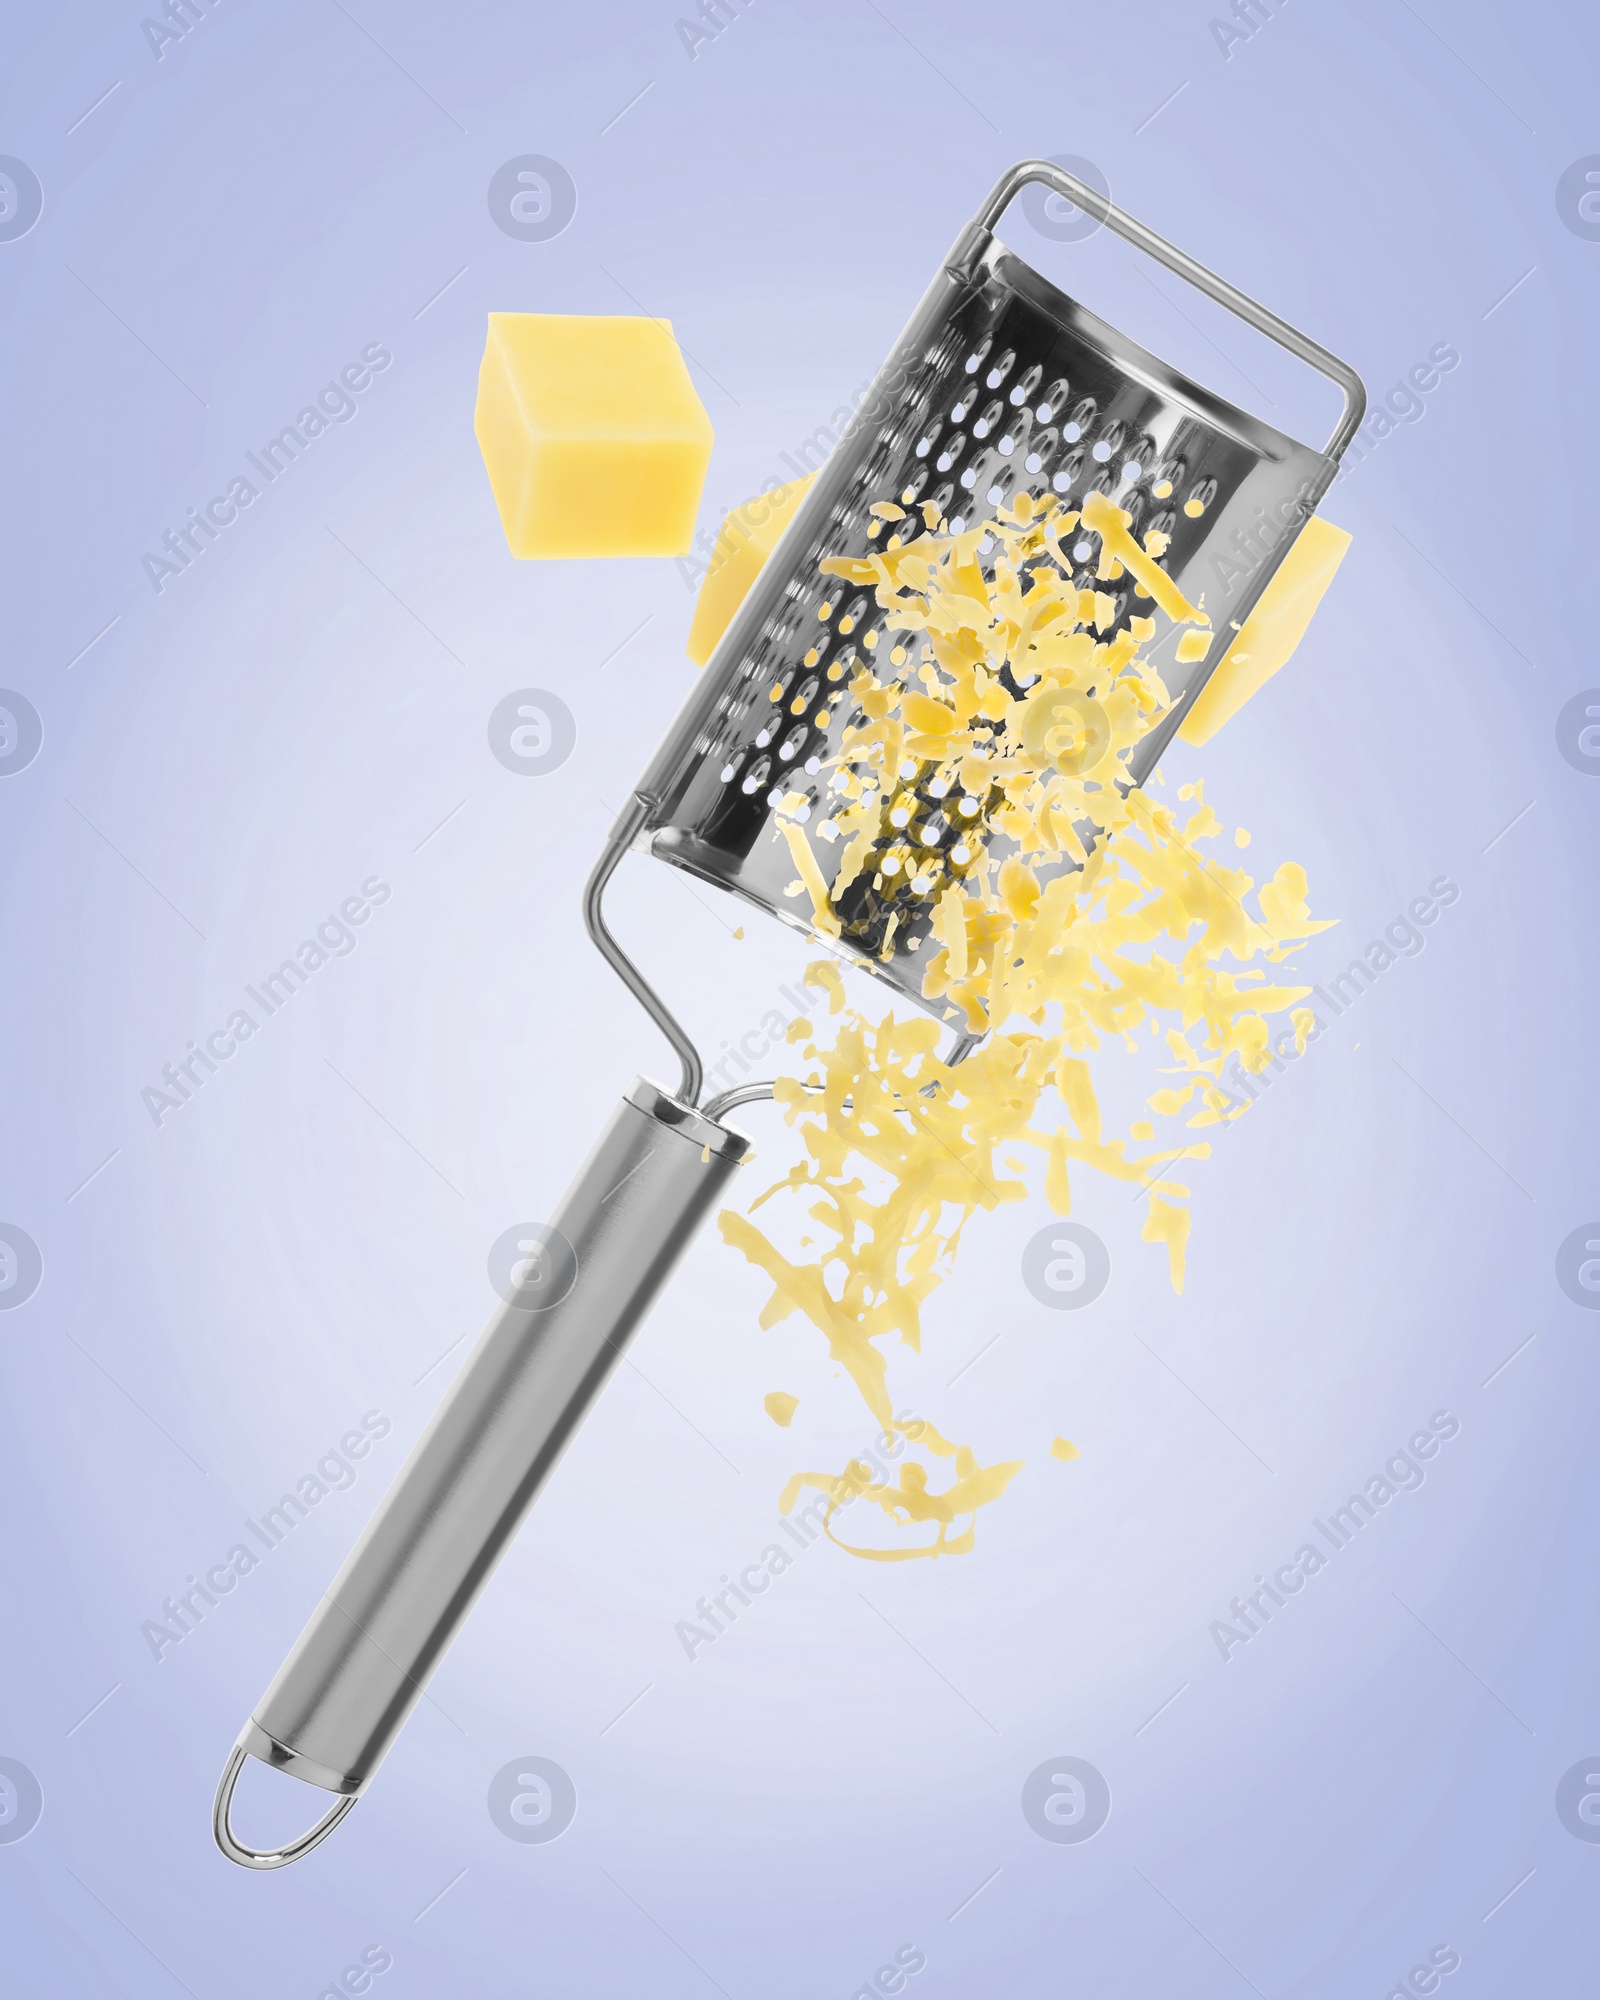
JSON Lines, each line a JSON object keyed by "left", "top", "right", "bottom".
{"left": 983, "top": 241, "right": 1318, "bottom": 469}
{"left": 974, "top": 158, "right": 1366, "bottom": 462}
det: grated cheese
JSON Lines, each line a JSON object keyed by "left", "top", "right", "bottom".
{"left": 719, "top": 487, "right": 1332, "bottom": 1559}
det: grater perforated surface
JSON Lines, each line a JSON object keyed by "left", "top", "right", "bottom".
{"left": 639, "top": 217, "right": 1341, "bottom": 1023}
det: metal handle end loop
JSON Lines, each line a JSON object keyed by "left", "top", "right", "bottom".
{"left": 212, "top": 1741, "right": 358, "bottom": 1870}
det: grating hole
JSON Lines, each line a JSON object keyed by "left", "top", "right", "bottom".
{"left": 962, "top": 336, "right": 992, "bottom": 375}
{"left": 1036, "top": 375, "right": 1071, "bottom": 423}
{"left": 1052, "top": 445, "right": 1085, "bottom": 493}
{"left": 935, "top": 430, "right": 966, "bottom": 472}
{"left": 971, "top": 398, "right": 1003, "bottom": 440}
{"left": 1008, "top": 362, "right": 1043, "bottom": 408}
{"left": 984, "top": 347, "right": 1016, "bottom": 389}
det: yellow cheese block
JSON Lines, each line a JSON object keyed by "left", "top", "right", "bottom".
{"left": 686, "top": 473, "right": 814, "bottom": 665}
{"left": 1178, "top": 515, "right": 1351, "bottom": 746}
{"left": 474, "top": 313, "right": 714, "bottom": 558}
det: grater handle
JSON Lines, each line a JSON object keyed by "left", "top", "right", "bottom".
{"left": 213, "top": 1076, "right": 746, "bottom": 1867}
{"left": 975, "top": 160, "right": 1367, "bottom": 460}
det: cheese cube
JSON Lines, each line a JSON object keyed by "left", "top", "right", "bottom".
{"left": 686, "top": 473, "right": 814, "bottom": 665}
{"left": 474, "top": 313, "right": 714, "bottom": 558}
{"left": 1178, "top": 515, "right": 1351, "bottom": 746}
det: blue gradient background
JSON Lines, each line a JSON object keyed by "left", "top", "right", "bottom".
{"left": 2, "top": 1, "right": 1598, "bottom": 1994}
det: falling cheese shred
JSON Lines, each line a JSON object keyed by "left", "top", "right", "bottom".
{"left": 719, "top": 485, "right": 1333, "bottom": 1560}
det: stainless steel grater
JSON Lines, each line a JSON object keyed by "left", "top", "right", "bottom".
{"left": 214, "top": 159, "right": 1365, "bottom": 1867}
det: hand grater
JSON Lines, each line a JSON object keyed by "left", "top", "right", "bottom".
{"left": 214, "top": 159, "right": 1364, "bottom": 1867}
